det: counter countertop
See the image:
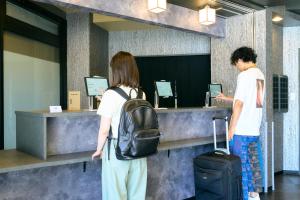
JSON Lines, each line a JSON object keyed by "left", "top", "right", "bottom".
{"left": 15, "top": 107, "right": 231, "bottom": 118}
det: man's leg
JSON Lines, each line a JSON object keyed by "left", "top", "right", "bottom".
{"left": 248, "top": 138, "right": 263, "bottom": 199}
{"left": 230, "top": 135, "right": 250, "bottom": 200}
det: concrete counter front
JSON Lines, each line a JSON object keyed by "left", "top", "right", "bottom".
{"left": 0, "top": 107, "right": 231, "bottom": 200}
{"left": 15, "top": 107, "right": 230, "bottom": 160}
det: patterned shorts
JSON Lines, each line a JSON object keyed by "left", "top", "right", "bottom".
{"left": 230, "top": 135, "right": 263, "bottom": 200}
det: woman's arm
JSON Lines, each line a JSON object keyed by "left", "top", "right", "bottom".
{"left": 92, "top": 116, "right": 112, "bottom": 160}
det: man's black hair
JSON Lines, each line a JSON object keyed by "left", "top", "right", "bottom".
{"left": 230, "top": 46, "right": 257, "bottom": 65}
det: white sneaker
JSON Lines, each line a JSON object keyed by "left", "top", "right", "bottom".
{"left": 248, "top": 194, "right": 260, "bottom": 200}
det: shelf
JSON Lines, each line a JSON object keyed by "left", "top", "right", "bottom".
{"left": 0, "top": 135, "right": 226, "bottom": 174}
{"left": 158, "top": 135, "right": 226, "bottom": 151}
{"left": 0, "top": 150, "right": 94, "bottom": 174}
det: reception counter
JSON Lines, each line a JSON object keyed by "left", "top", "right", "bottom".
{"left": 0, "top": 107, "right": 230, "bottom": 200}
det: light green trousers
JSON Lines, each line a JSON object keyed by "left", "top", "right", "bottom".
{"left": 102, "top": 140, "right": 147, "bottom": 200}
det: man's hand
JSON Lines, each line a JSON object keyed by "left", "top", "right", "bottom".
{"left": 228, "top": 99, "right": 243, "bottom": 141}
{"left": 216, "top": 93, "right": 226, "bottom": 100}
{"left": 216, "top": 93, "right": 234, "bottom": 103}
{"left": 228, "top": 127, "right": 235, "bottom": 140}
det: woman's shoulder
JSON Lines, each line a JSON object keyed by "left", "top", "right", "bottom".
{"left": 102, "top": 88, "right": 119, "bottom": 99}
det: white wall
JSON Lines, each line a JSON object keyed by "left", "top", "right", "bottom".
{"left": 4, "top": 51, "right": 60, "bottom": 149}
{"left": 283, "top": 27, "right": 300, "bottom": 171}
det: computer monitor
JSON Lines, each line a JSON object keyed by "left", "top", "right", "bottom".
{"left": 155, "top": 81, "right": 173, "bottom": 97}
{"left": 209, "top": 83, "right": 222, "bottom": 98}
{"left": 84, "top": 77, "right": 109, "bottom": 96}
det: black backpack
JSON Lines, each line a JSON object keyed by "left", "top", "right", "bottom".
{"left": 107, "top": 87, "right": 160, "bottom": 160}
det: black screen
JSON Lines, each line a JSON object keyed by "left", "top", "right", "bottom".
{"left": 135, "top": 55, "right": 211, "bottom": 108}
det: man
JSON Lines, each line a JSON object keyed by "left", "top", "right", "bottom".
{"left": 217, "top": 46, "right": 265, "bottom": 200}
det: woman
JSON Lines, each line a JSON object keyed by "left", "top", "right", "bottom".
{"left": 216, "top": 47, "right": 264, "bottom": 200}
{"left": 92, "top": 51, "right": 147, "bottom": 200}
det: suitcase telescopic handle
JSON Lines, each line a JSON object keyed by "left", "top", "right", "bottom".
{"left": 212, "top": 116, "right": 230, "bottom": 155}
{"left": 212, "top": 116, "right": 228, "bottom": 121}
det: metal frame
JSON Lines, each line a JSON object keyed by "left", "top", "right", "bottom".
{"left": 0, "top": 0, "right": 6, "bottom": 150}
{"left": 264, "top": 121, "right": 268, "bottom": 193}
{"left": 299, "top": 48, "right": 300, "bottom": 173}
{"left": 0, "top": 0, "right": 67, "bottom": 149}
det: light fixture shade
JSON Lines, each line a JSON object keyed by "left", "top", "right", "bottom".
{"left": 272, "top": 16, "right": 283, "bottom": 22}
{"left": 148, "top": 0, "right": 167, "bottom": 13}
{"left": 199, "top": 5, "right": 216, "bottom": 25}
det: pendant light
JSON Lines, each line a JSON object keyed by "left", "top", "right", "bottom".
{"left": 148, "top": 0, "right": 167, "bottom": 13}
{"left": 199, "top": 5, "right": 216, "bottom": 25}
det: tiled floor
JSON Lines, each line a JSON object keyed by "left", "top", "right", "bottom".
{"left": 186, "top": 174, "right": 300, "bottom": 200}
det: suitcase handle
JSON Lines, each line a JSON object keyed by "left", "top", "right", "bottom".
{"left": 212, "top": 116, "right": 228, "bottom": 121}
{"left": 214, "top": 150, "right": 227, "bottom": 155}
{"left": 213, "top": 116, "right": 230, "bottom": 155}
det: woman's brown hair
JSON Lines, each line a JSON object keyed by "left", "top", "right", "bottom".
{"left": 110, "top": 51, "right": 140, "bottom": 88}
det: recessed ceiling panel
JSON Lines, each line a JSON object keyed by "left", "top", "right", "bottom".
{"left": 93, "top": 13, "right": 159, "bottom": 31}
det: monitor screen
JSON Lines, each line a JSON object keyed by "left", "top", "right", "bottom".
{"left": 155, "top": 81, "right": 173, "bottom": 97}
{"left": 84, "top": 77, "right": 108, "bottom": 96}
{"left": 209, "top": 83, "right": 222, "bottom": 98}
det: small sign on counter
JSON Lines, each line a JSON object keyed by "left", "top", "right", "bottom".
{"left": 49, "top": 106, "right": 62, "bottom": 113}
{"left": 68, "top": 91, "right": 80, "bottom": 110}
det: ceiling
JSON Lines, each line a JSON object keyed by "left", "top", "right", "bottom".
{"left": 36, "top": 0, "right": 300, "bottom": 30}
{"left": 93, "top": 14, "right": 160, "bottom": 31}
{"left": 168, "top": 0, "right": 300, "bottom": 17}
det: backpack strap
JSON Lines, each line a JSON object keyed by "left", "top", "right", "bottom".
{"left": 107, "top": 127, "right": 113, "bottom": 160}
{"left": 110, "top": 87, "right": 130, "bottom": 100}
{"left": 129, "top": 88, "right": 144, "bottom": 99}
{"left": 129, "top": 88, "right": 137, "bottom": 99}
{"left": 137, "top": 88, "right": 144, "bottom": 99}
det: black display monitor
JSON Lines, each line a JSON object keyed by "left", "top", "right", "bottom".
{"left": 209, "top": 83, "right": 222, "bottom": 98}
{"left": 155, "top": 81, "right": 173, "bottom": 97}
{"left": 84, "top": 77, "right": 109, "bottom": 96}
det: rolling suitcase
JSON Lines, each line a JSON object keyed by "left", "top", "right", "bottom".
{"left": 193, "top": 116, "right": 242, "bottom": 200}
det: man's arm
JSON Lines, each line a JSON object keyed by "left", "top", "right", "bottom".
{"left": 216, "top": 93, "right": 234, "bottom": 103}
{"left": 228, "top": 100, "right": 243, "bottom": 140}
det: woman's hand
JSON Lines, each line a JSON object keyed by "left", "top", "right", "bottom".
{"left": 92, "top": 150, "right": 102, "bottom": 160}
{"left": 95, "top": 89, "right": 105, "bottom": 101}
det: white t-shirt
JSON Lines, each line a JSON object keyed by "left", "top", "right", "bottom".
{"left": 97, "top": 85, "right": 145, "bottom": 138}
{"left": 233, "top": 67, "right": 265, "bottom": 136}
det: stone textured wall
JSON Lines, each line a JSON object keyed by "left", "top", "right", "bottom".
{"left": 283, "top": 26, "right": 300, "bottom": 171}
{"left": 272, "top": 24, "right": 284, "bottom": 173}
{"left": 109, "top": 28, "right": 210, "bottom": 59}
{"left": 67, "top": 12, "right": 90, "bottom": 109}
{"left": 211, "top": 13, "right": 254, "bottom": 98}
{"left": 211, "top": 11, "right": 269, "bottom": 119}
{"left": 90, "top": 24, "right": 108, "bottom": 77}
{"left": 67, "top": 13, "right": 109, "bottom": 109}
